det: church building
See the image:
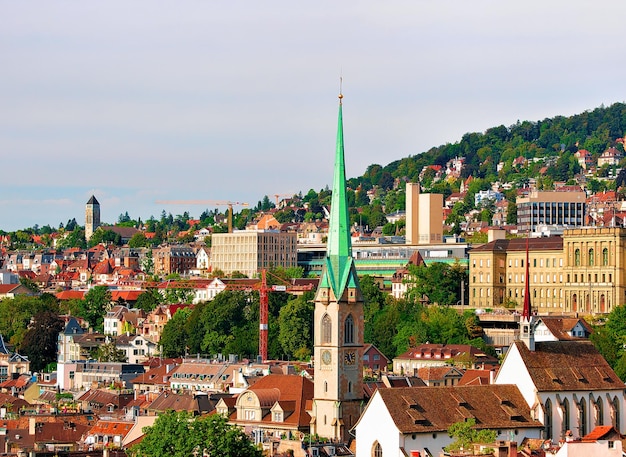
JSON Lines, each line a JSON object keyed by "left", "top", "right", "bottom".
{"left": 309, "top": 92, "right": 364, "bottom": 442}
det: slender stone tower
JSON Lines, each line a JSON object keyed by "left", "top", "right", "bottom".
{"left": 85, "top": 195, "right": 100, "bottom": 241}
{"left": 312, "top": 92, "right": 364, "bottom": 442}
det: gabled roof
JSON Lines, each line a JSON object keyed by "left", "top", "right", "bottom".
{"left": 375, "top": 384, "right": 541, "bottom": 434}
{"left": 512, "top": 340, "right": 622, "bottom": 391}
{"left": 536, "top": 316, "right": 592, "bottom": 340}
{"left": 582, "top": 425, "right": 622, "bottom": 442}
{"left": 87, "top": 420, "right": 134, "bottom": 437}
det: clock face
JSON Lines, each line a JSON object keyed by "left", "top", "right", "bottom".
{"left": 321, "top": 350, "right": 332, "bottom": 365}
{"left": 344, "top": 351, "right": 356, "bottom": 365}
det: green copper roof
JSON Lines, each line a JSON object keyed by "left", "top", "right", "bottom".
{"left": 319, "top": 95, "right": 359, "bottom": 298}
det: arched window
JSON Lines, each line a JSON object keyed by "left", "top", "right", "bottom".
{"left": 545, "top": 399, "right": 553, "bottom": 439}
{"left": 595, "top": 398, "right": 604, "bottom": 427}
{"left": 603, "top": 248, "right": 609, "bottom": 266}
{"left": 575, "top": 249, "right": 581, "bottom": 266}
{"left": 321, "top": 314, "right": 332, "bottom": 344}
{"left": 562, "top": 398, "right": 570, "bottom": 436}
{"left": 344, "top": 314, "right": 355, "bottom": 344}
{"left": 372, "top": 442, "right": 383, "bottom": 457}
{"left": 579, "top": 398, "right": 587, "bottom": 437}
{"left": 588, "top": 249, "right": 594, "bottom": 266}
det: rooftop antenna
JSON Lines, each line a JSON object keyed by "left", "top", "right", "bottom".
{"left": 339, "top": 75, "right": 343, "bottom": 103}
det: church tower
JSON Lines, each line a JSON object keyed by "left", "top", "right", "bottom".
{"left": 312, "top": 92, "right": 364, "bottom": 442}
{"left": 85, "top": 195, "right": 100, "bottom": 241}
{"left": 520, "top": 235, "right": 535, "bottom": 351}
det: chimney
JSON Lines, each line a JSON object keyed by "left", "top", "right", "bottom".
{"left": 508, "top": 441, "right": 517, "bottom": 457}
{"left": 488, "top": 229, "right": 506, "bottom": 243}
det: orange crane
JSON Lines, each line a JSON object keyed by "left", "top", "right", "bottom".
{"left": 155, "top": 200, "right": 249, "bottom": 233}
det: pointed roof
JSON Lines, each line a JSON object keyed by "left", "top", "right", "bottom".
{"left": 318, "top": 93, "right": 359, "bottom": 299}
{"left": 87, "top": 195, "right": 99, "bottom": 205}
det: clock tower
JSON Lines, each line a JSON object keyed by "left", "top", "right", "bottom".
{"left": 312, "top": 92, "right": 364, "bottom": 442}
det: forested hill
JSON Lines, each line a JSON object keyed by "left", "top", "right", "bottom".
{"left": 350, "top": 102, "right": 626, "bottom": 191}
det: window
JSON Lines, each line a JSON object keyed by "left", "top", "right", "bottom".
{"left": 595, "top": 398, "right": 604, "bottom": 427}
{"left": 372, "top": 442, "right": 383, "bottom": 457}
{"left": 575, "top": 249, "right": 581, "bottom": 266}
{"left": 322, "top": 314, "right": 332, "bottom": 344}
{"left": 545, "top": 399, "right": 553, "bottom": 439}
{"left": 588, "top": 249, "right": 594, "bottom": 266}
{"left": 562, "top": 398, "right": 570, "bottom": 435}
{"left": 603, "top": 248, "right": 609, "bottom": 266}
{"left": 612, "top": 396, "right": 620, "bottom": 431}
{"left": 579, "top": 398, "right": 587, "bottom": 437}
{"left": 344, "top": 314, "right": 354, "bottom": 344}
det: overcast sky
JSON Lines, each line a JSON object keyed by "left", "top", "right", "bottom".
{"left": 1, "top": 1, "right": 625, "bottom": 232}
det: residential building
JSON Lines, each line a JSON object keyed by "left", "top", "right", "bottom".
{"left": 210, "top": 230, "right": 297, "bottom": 278}
{"left": 0, "top": 335, "right": 29, "bottom": 383}
{"left": 362, "top": 344, "right": 389, "bottom": 374}
{"left": 597, "top": 147, "right": 622, "bottom": 167}
{"left": 115, "top": 334, "right": 156, "bottom": 364}
{"left": 393, "top": 344, "right": 498, "bottom": 375}
{"left": 153, "top": 245, "right": 196, "bottom": 276}
{"left": 216, "top": 374, "right": 313, "bottom": 440}
{"left": 516, "top": 189, "right": 587, "bottom": 233}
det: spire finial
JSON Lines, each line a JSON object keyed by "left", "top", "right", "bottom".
{"left": 338, "top": 76, "right": 343, "bottom": 103}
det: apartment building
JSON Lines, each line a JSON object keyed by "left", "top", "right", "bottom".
{"left": 469, "top": 227, "right": 626, "bottom": 315}
{"left": 210, "top": 230, "right": 297, "bottom": 277}
{"left": 152, "top": 245, "right": 196, "bottom": 276}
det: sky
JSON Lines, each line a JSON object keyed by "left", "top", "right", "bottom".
{"left": 2, "top": 1, "right": 625, "bottom": 232}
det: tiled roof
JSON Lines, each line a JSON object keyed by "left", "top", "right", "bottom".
{"left": 513, "top": 340, "right": 623, "bottom": 391}
{"left": 537, "top": 316, "right": 592, "bottom": 340}
{"left": 376, "top": 384, "right": 542, "bottom": 434}
{"left": 471, "top": 236, "right": 563, "bottom": 253}
{"left": 417, "top": 366, "right": 463, "bottom": 381}
{"left": 395, "top": 344, "right": 498, "bottom": 366}
{"left": 87, "top": 420, "right": 134, "bottom": 437}
{"left": 581, "top": 425, "right": 621, "bottom": 442}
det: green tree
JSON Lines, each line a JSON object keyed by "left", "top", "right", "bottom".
{"left": 278, "top": 292, "right": 314, "bottom": 360}
{"left": 445, "top": 418, "right": 497, "bottom": 453}
{"left": 94, "top": 339, "right": 127, "bottom": 362}
{"left": 78, "top": 286, "right": 112, "bottom": 331}
{"left": 135, "top": 288, "right": 163, "bottom": 312}
{"left": 19, "top": 311, "right": 64, "bottom": 371}
{"left": 405, "top": 262, "right": 467, "bottom": 306}
{"left": 129, "top": 232, "right": 149, "bottom": 248}
{"left": 128, "top": 411, "right": 262, "bottom": 457}
{"left": 159, "top": 307, "right": 192, "bottom": 358}
{"left": 0, "top": 295, "right": 58, "bottom": 346}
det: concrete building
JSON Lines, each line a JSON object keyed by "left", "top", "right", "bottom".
{"left": 516, "top": 189, "right": 587, "bottom": 233}
{"left": 210, "top": 230, "right": 297, "bottom": 278}
{"left": 405, "top": 182, "right": 444, "bottom": 245}
{"left": 85, "top": 195, "right": 101, "bottom": 241}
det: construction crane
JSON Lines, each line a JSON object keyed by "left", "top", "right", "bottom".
{"left": 225, "top": 269, "right": 314, "bottom": 362}
{"left": 155, "top": 200, "right": 249, "bottom": 233}
{"left": 274, "top": 193, "right": 293, "bottom": 207}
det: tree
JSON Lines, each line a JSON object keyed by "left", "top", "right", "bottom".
{"left": 405, "top": 261, "right": 467, "bottom": 306}
{"left": 78, "top": 286, "right": 112, "bottom": 331}
{"left": 129, "top": 232, "right": 149, "bottom": 248}
{"left": 94, "top": 339, "right": 127, "bottom": 362}
{"left": 128, "top": 411, "right": 262, "bottom": 457}
{"left": 159, "top": 307, "right": 192, "bottom": 358}
{"left": 445, "top": 418, "right": 497, "bottom": 453}
{"left": 135, "top": 288, "right": 163, "bottom": 312}
{"left": 0, "top": 295, "right": 58, "bottom": 347}
{"left": 278, "top": 292, "right": 314, "bottom": 360}
{"left": 20, "top": 311, "right": 64, "bottom": 371}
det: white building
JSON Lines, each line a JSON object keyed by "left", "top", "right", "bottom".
{"left": 354, "top": 384, "right": 543, "bottom": 457}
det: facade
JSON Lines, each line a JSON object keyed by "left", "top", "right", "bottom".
{"left": 0, "top": 335, "right": 29, "bottom": 383}
{"left": 210, "top": 230, "right": 297, "bottom": 278}
{"left": 495, "top": 338, "right": 626, "bottom": 443}
{"left": 85, "top": 195, "right": 101, "bottom": 241}
{"left": 393, "top": 344, "right": 499, "bottom": 375}
{"left": 516, "top": 190, "right": 587, "bottom": 233}
{"left": 355, "top": 385, "right": 543, "bottom": 457}
{"left": 152, "top": 245, "right": 196, "bottom": 276}
{"left": 311, "top": 94, "right": 364, "bottom": 442}
{"left": 469, "top": 227, "right": 626, "bottom": 314}
{"left": 405, "top": 182, "right": 444, "bottom": 245}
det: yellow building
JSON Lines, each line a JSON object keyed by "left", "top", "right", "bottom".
{"left": 469, "top": 227, "right": 626, "bottom": 315}
{"left": 210, "top": 230, "right": 297, "bottom": 278}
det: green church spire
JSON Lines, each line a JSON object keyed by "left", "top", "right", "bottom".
{"left": 319, "top": 93, "right": 359, "bottom": 299}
